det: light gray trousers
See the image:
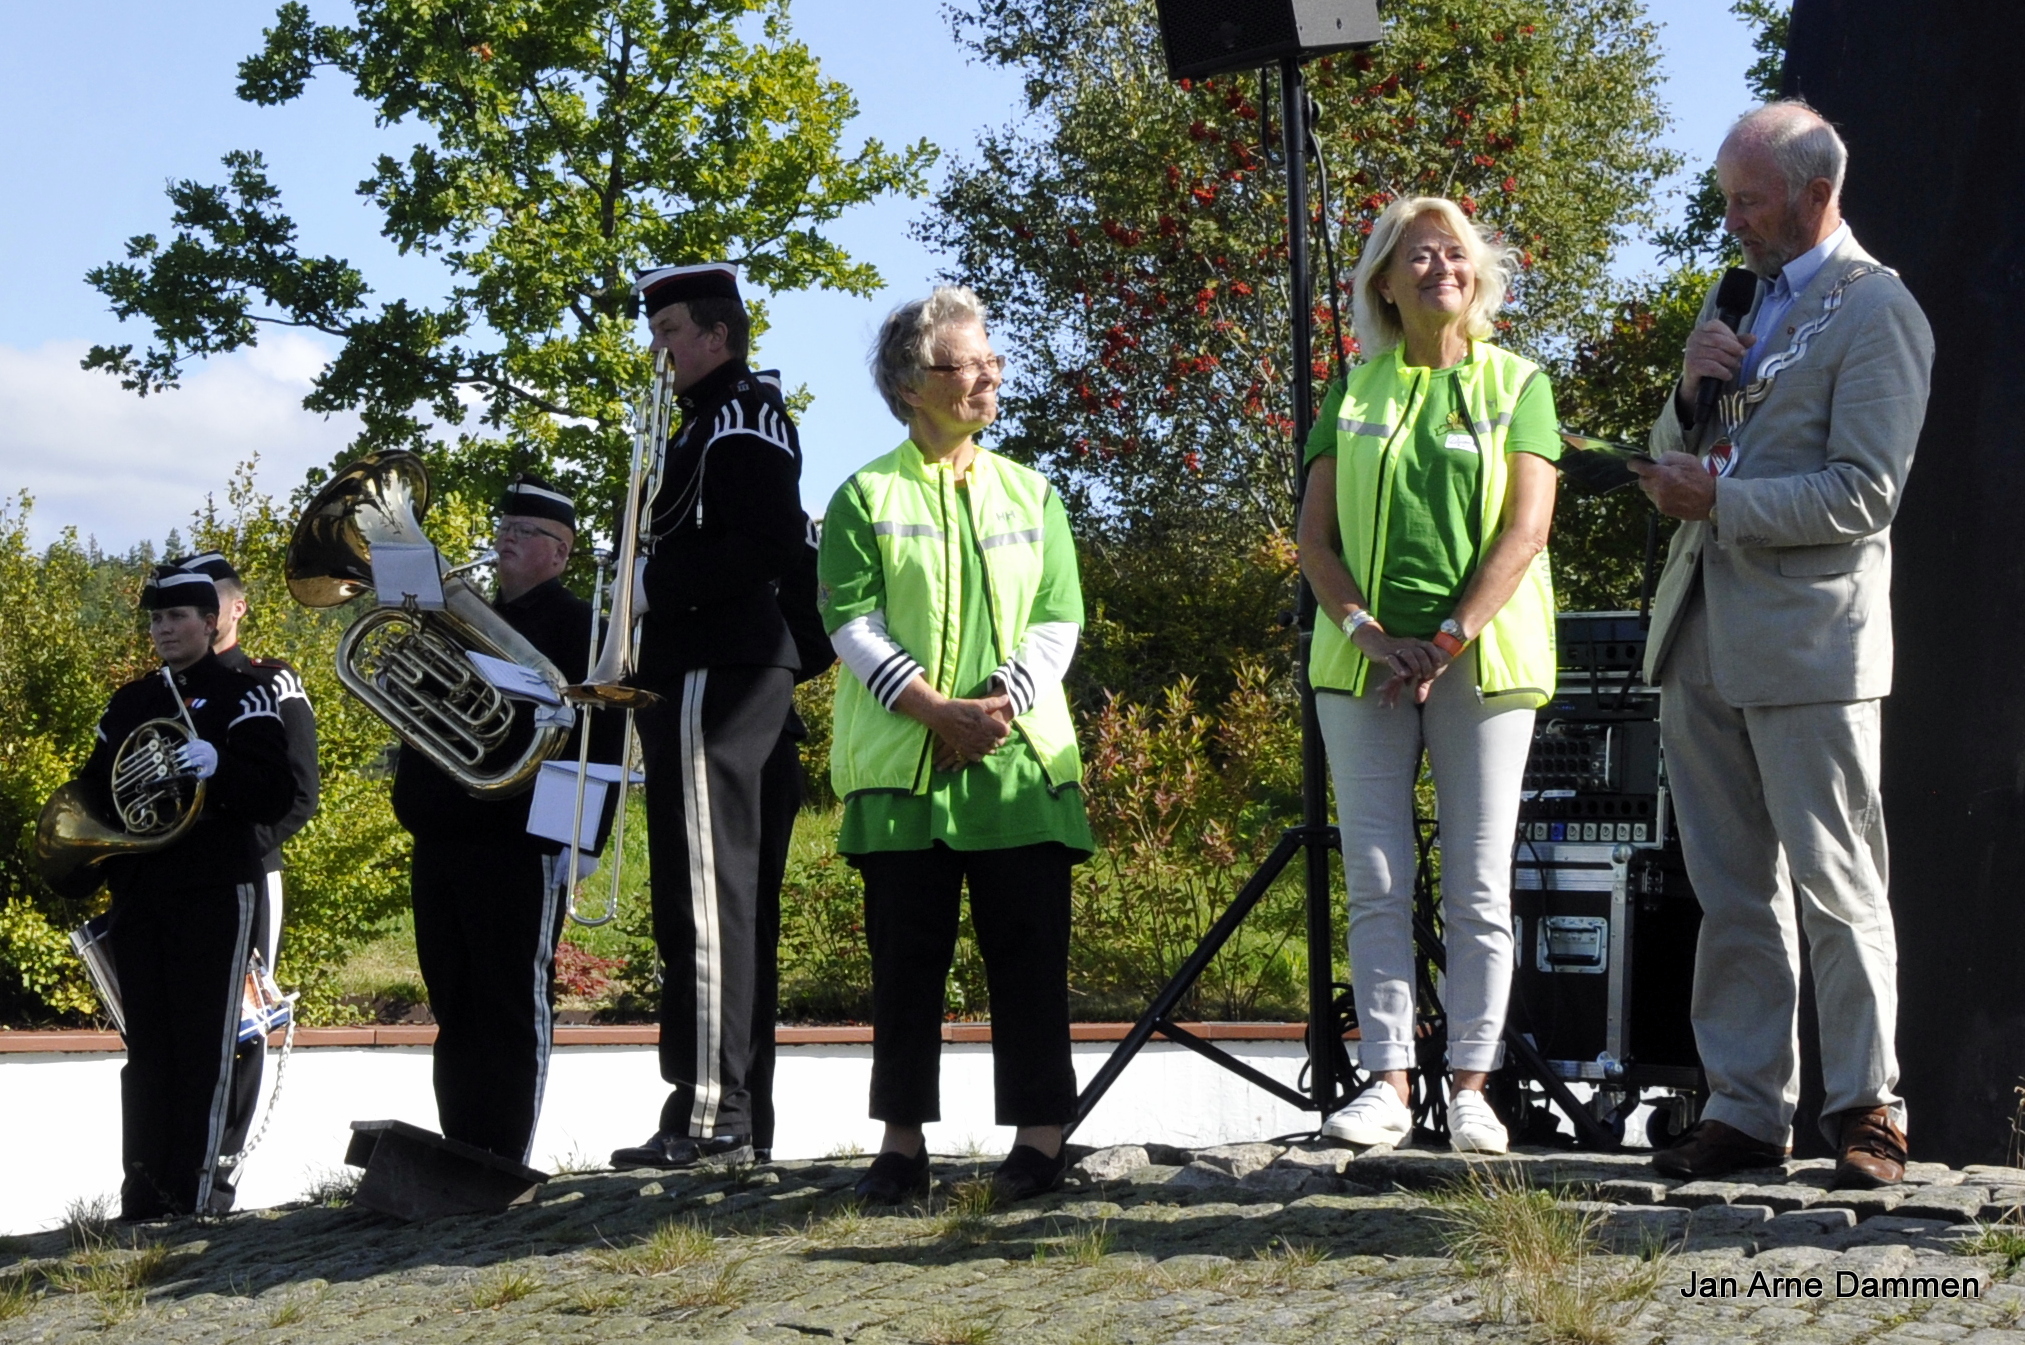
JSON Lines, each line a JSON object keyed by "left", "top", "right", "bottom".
{"left": 1660, "top": 589, "right": 1903, "bottom": 1148}
{"left": 1317, "top": 656, "right": 1537, "bottom": 1073}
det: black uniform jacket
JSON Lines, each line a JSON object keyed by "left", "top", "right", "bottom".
{"left": 391, "top": 576, "right": 625, "bottom": 851}
{"left": 214, "top": 645, "right": 318, "bottom": 872}
{"left": 638, "top": 360, "right": 806, "bottom": 677}
{"left": 81, "top": 651, "right": 295, "bottom": 897}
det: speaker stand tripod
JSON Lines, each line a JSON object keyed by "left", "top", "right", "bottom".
{"left": 1066, "top": 56, "right": 1616, "bottom": 1152}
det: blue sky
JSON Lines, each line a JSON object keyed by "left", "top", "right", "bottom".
{"left": 0, "top": 1, "right": 1759, "bottom": 551}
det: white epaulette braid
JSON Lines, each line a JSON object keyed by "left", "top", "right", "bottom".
{"left": 229, "top": 685, "right": 283, "bottom": 728}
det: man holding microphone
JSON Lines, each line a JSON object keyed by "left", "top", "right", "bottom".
{"left": 1632, "top": 101, "right": 1932, "bottom": 1188}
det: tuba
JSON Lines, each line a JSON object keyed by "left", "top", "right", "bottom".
{"left": 286, "top": 451, "right": 572, "bottom": 799}
{"left": 36, "top": 668, "right": 208, "bottom": 892}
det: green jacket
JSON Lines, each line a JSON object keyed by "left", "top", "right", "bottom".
{"left": 1309, "top": 342, "right": 1558, "bottom": 706}
{"left": 826, "top": 442, "right": 1082, "bottom": 798}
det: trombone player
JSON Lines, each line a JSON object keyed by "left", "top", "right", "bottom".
{"left": 67, "top": 566, "right": 292, "bottom": 1220}
{"left": 390, "top": 475, "right": 623, "bottom": 1163}
{"left": 609, "top": 263, "right": 807, "bottom": 1171}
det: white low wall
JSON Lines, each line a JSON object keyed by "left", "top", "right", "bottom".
{"left": 1, "top": 1039, "right": 1314, "bottom": 1235}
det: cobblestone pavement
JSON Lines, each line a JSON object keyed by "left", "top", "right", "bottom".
{"left": 4, "top": 1142, "right": 2023, "bottom": 1343}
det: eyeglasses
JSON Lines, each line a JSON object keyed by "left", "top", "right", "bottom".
{"left": 922, "top": 354, "right": 1008, "bottom": 380}
{"left": 496, "top": 520, "right": 567, "bottom": 545}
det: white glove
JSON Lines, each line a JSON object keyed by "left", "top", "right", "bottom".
{"left": 574, "top": 851, "right": 600, "bottom": 883}
{"left": 631, "top": 555, "right": 650, "bottom": 614}
{"left": 175, "top": 740, "right": 219, "bottom": 780}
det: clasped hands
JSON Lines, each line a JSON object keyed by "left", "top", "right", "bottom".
{"left": 1352, "top": 627, "right": 1450, "bottom": 707}
{"left": 924, "top": 692, "right": 1014, "bottom": 771}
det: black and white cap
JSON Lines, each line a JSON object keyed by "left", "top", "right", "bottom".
{"left": 171, "top": 551, "right": 241, "bottom": 585}
{"left": 499, "top": 473, "right": 576, "bottom": 531}
{"left": 635, "top": 262, "right": 741, "bottom": 318}
{"left": 140, "top": 564, "right": 219, "bottom": 613}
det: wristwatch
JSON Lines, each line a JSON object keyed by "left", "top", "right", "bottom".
{"left": 1432, "top": 617, "right": 1468, "bottom": 658}
{"left": 1342, "top": 609, "right": 1379, "bottom": 640}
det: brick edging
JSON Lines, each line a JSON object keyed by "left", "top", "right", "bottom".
{"left": 0, "top": 1021, "right": 1315, "bottom": 1054}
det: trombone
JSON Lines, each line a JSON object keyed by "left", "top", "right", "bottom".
{"left": 565, "top": 349, "right": 678, "bottom": 926}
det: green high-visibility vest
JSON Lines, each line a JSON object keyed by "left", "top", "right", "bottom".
{"left": 829, "top": 441, "right": 1082, "bottom": 799}
{"left": 1309, "top": 342, "right": 1558, "bottom": 706}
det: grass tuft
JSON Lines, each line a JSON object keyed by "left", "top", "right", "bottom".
{"left": 0, "top": 1270, "right": 37, "bottom": 1322}
{"left": 300, "top": 1167, "right": 362, "bottom": 1208}
{"left": 265, "top": 1283, "right": 327, "bottom": 1328}
{"left": 60, "top": 1194, "right": 115, "bottom": 1248}
{"left": 665, "top": 1257, "right": 748, "bottom": 1309}
{"left": 466, "top": 1265, "right": 541, "bottom": 1310}
{"left": 549, "top": 1145, "right": 607, "bottom": 1177}
{"left": 920, "top": 1309, "right": 1000, "bottom": 1344}
{"left": 796, "top": 1202, "right": 870, "bottom": 1246}
{"left": 1433, "top": 1165, "right": 1666, "bottom": 1345}
{"left": 1960, "top": 1220, "right": 2025, "bottom": 1273}
{"left": 1033, "top": 1220, "right": 1114, "bottom": 1267}
{"left": 824, "top": 1141, "right": 867, "bottom": 1159}
{"left": 592, "top": 1217, "right": 715, "bottom": 1276}
{"left": 930, "top": 1180, "right": 998, "bottom": 1243}
{"left": 563, "top": 1282, "right": 630, "bottom": 1315}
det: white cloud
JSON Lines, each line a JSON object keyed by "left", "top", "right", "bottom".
{"left": 0, "top": 335, "right": 363, "bottom": 552}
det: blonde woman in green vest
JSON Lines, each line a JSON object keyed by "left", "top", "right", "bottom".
{"left": 1296, "top": 196, "right": 1561, "bottom": 1155}
{"left": 818, "top": 286, "right": 1092, "bottom": 1205}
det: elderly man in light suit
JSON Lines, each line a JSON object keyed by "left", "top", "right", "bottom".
{"left": 1631, "top": 101, "right": 1933, "bottom": 1189}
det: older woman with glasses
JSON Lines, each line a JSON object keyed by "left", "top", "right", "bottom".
{"left": 817, "top": 285, "right": 1091, "bottom": 1204}
{"left": 1297, "top": 196, "right": 1561, "bottom": 1155}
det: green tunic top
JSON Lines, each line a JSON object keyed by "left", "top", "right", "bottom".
{"left": 824, "top": 477, "right": 1093, "bottom": 858}
{"left": 1306, "top": 357, "right": 1561, "bottom": 639}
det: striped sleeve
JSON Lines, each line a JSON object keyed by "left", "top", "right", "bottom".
{"left": 989, "top": 621, "right": 1079, "bottom": 716}
{"left": 831, "top": 611, "right": 925, "bottom": 711}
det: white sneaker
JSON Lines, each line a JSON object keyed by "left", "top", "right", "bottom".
{"left": 1321, "top": 1081, "right": 1414, "bottom": 1148}
{"left": 1447, "top": 1088, "right": 1509, "bottom": 1154}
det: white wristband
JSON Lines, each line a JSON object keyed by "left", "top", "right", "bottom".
{"left": 1341, "top": 609, "right": 1378, "bottom": 641}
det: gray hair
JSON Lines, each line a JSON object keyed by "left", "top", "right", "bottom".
{"left": 870, "top": 286, "right": 991, "bottom": 422}
{"left": 1350, "top": 196, "right": 1518, "bottom": 359}
{"left": 1724, "top": 100, "right": 1847, "bottom": 203}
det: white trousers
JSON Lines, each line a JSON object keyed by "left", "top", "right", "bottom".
{"left": 1659, "top": 587, "right": 1902, "bottom": 1147}
{"left": 1317, "top": 657, "right": 1536, "bottom": 1073}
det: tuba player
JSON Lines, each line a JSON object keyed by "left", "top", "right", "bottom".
{"left": 389, "top": 475, "right": 623, "bottom": 1164}
{"left": 73, "top": 566, "right": 294, "bottom": 1220}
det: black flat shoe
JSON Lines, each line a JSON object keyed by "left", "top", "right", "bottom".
{"left": 991, "top": 1144, "right": 1068, "bottom": 1201}
{"left": 609, "top": 1131, "right": 754, "bottom": 1170}
{"left": 854, "top": 1148, "right": 931, "bottom": 1204}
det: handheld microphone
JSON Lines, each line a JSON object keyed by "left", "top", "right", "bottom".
{"left": 1695, "top": 267, "right": 1762, "bottom": 424}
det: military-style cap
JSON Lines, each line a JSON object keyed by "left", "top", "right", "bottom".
{"left": 172, "top": 551, "right": 241, "bottom": 584}
{"left": 499, "top": 473, "right": 576, "bottom": 531}
{"left": 636, "top": 263, "right": 742, "bottom": 318}
{"left": 140, "top": 565, "right": 220, "bottom": 613}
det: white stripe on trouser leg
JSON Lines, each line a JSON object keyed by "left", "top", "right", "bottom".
{"left": 527, "top": 852, "right": 563, "bottom": 1165}
{"left": 196, "top": 882, "right": 256, "bottom": 1212}
{"left": 262, "top": 871, "right": 284, "bottom": 970}
{"left": 680, "top": 669, "right": 724, "bottom": 1134}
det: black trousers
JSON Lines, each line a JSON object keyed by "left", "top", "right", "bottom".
{"left": 750, "top": 723, "right": 805, "bottom": 1152}
{"left": 411, "top": 837, "right": 566, "bottom": 1161}
{"left": 216, "top": 872, "right": 278, "bottom": 1176}
{"left": 856, "top": 842, "right": 1078, "bottom": 1126}
{"left": 110, "top": 878, "right": 258, "bottom": 1218}
{"left": 638, "top": 664, "right": 793, "bottom": 1138}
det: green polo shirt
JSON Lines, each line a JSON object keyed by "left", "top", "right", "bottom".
{"left": 1306, "top": 361, "right": 1560, "bottom": 639}
{"left": 823, "top": 478, "right": 1093, "bottom": 858}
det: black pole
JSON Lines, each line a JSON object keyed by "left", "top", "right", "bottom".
{"left": 1281, "top": 58, "right": 1339, "bottom": 1119}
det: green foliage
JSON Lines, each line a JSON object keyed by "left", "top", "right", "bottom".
{"left": 1549, "top": 266, "right": 1716, "bottom": 610}
{"left": 1072, "top": 665, "right": 1315, "bottom": 1020}
{"left": 1733, "top": 0, "right": 1791, "bottom": 102}
{"left": 84, "top": 0, "right": 934, "bottom": 524}
{"left": 926, "top": 0, "right": 1676, "bottom": 542}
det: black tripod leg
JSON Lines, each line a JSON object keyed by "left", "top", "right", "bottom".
{"left": 1068, "top": 829, "right": 1308, "bottom": 1133}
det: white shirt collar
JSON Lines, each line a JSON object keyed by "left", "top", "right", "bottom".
{"left": 1772, "top": 221, "right": 1851, "bottom": 300}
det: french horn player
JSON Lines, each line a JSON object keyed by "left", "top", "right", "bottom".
{"left": 383, "top": 474, "right": 625, "bottom": 1165}
{"left": 44, "top": 566, "right": 294, "bottom": 1221}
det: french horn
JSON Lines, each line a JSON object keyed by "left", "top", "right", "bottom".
{"left": 286, "top": 451, "right": 572, "bottom": 799}
{"left": 36, "top": 668, "right": 208, "bottom": 892}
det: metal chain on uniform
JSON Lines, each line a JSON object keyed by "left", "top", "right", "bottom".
{"left": 1719, "top": 263, "right": 1898, "bottom": 436}
{"left": 225, "top": 1013, "right": 297, "bottom": 1170}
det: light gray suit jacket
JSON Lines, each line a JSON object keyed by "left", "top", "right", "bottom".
{"left": 1641, "top": 234, "right": 1935, "bottom": 705}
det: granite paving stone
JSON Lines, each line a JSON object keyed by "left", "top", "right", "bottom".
{"left": 6, "top": 1144, "right": 2023, "bottom": 1344}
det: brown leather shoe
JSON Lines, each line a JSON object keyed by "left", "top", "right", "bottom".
{"left": 1651, "top": 1119, "right": 1788, "bottom": 1179}
{"left": 1832, "top": 1107, "right": 1907, "bottom": 1189}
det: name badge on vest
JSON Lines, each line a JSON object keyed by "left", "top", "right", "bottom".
{"left": 1443, "top": 431, "right": 1479, "bottom": 454}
